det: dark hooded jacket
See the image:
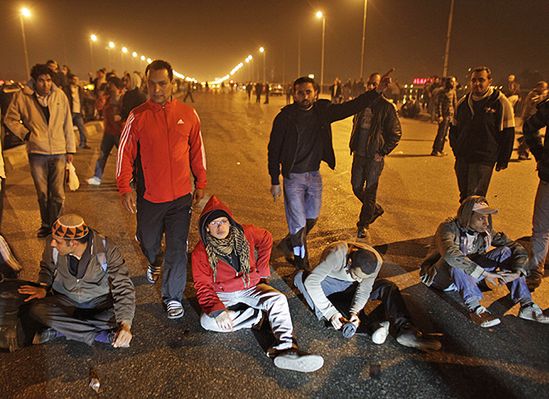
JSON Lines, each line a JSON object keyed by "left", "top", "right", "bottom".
{"left": 523, "top": 98, "right": 549, "bottom": 182}
{"left": 191, "top": 196, "right": 273, "bottom": 315}
{"left": 420, "top": 197, "right": 528, "bottom": 286}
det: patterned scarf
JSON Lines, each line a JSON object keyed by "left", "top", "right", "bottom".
{"left": 205, "top": 225, "right": 252, "bottom": 287}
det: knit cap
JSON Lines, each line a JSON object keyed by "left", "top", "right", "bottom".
{"left": 51, "top": 214, "right": 90, "bottom": 239}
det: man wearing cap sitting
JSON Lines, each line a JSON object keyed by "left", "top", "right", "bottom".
{"left": 294, "top": 241, "right": 441, "bottom": 351}
{"left": 18, "top": 214, "right": 136, "bottom": 347}
{"left": 420, "top": 196, "right": 548, "bottom": 327}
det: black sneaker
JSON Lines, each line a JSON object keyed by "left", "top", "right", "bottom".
{"left": 357, "top": 226, "right": 371, "bottom": 240}
{"left": 36, "top": 226, "right": 50, "bottom": 238}
{"left": 32, "top": 328, "right": 63, "bottom": 345}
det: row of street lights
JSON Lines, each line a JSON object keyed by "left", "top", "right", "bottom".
{"left": 16, "top": 6, "right": 195, "bottom": 82}
{"left": 212, "top": 46, "right": 265, "bottom": 85}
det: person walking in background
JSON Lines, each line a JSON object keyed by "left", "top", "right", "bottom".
{"left": 64, "top": 74, "right": 90, "bottom": 149}
{"left": 431, "top": 77, "right": 457, "bottom": 157}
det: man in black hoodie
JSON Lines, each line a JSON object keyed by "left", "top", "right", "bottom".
{"left": 450, "top": 66, "right": 515, "bottom": 203}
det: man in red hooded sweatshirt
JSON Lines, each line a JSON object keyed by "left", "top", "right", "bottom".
{"left": 191, "top": 196, "right": 324, "bottom": 373}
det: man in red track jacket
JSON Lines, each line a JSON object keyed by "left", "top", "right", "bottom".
{"left": 191, "top": 195, "right": 324, "bottom": 373}
{"left": 116, "top": 60, "right": 207, "bottom": 319}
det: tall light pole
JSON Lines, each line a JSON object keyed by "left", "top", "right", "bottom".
{"left": 259, "top": 47, "right": 266, "bottom": 82}
{"left": 316, "top": 11, "right": 326, "bottom": 94}
{"left": 360, "top": 0, "right": 368, "bottom": 78}
{"left": 132, "top": 51, "right": 138, "bottom": 70}
{"left": 89, "top": 34, "right": 98, "bottom": 71}
{"left": 442, "top": 0, "right": 455, "bottom": 77}
{"left": 19, "top": 7, "right": 31, "bottom": 78}
{"left": 297, "top": 30, "right": 302, "bottom": 77}
{"left": 121, "top": 46, "right": 128, "bottom": 71}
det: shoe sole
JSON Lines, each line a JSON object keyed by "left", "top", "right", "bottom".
{"left": 480, "top": 318, "right": 501, "bottom": 328}
{"left": 167, "top": 309, "right": 185, "bottom": 319}
{"left": 274, "top": 354, "right": 324, "bottom": 373}
{"left": 519, "top": 314, "right": 549, "bottom": 324}
{"left": 396, "top": 335, "right": 442, "bottom": 351}
{"left": 371, "top": 321, "right": 390, "bottom": 345}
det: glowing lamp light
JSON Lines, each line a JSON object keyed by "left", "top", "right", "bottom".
{"left": 132, "top": 51, "right": 138, "bottom": 58}
{"left": 140, "top": 55, "right": 146, "bottom": 61}
{"left": 259, "top": 47, "right": 264, "bottom": 53}
{"left": 20, "top": 7, "right": 31, "bottom": 17}
{"left": 315, "top": 10, "right": 324, "bottom": 19}
{"left": 90, "top": 34, "right": 98, "bottom": 42}
{"left": 121, "top": 47, "right": 128, "bottom": 54}
{"left": 146, "top": 58, "right": 152, "bottom": 63}
{"left": 108, "top": 41, "right": 115, "bottom": 49}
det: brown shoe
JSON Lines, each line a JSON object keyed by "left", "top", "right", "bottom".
{"left": 469, "top": 306, "right": 500, "bottom": 328}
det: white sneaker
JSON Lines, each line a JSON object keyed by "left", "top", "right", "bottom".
{"left": 371, "top": 321, "right": 390, "bottom": 344}
{"left": 87, "top": 176, "right": 101, "bottom": 186}
{"left": 519, "top": 303, "right": 549, "bottom": 324}
{"left": 273, "top": 351, "right": 324, "bottom": 373}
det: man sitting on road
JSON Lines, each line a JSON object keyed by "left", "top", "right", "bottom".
{"left": 192, "top": 196, "right": 324, "bottom": 373}
{"left": 294, "top": 241, "right": 441, "bottom": 351}
{"left": 420, "top": 196, "right": 548, "bottom": 327}
{"left": 18, "top": 214, "right": 135, "bottom": 347}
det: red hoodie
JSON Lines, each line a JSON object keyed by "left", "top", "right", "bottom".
{"left": 116, "top": 98, "right": 207, "bottom": 203}
{"left": 191, "top": 196, "right": 273, "bottom": 315}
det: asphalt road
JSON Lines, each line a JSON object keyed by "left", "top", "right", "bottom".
{"left": 1, "top": 91, "right": 547, "bottom": 398}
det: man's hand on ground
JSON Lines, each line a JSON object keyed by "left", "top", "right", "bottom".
{"left": 215, "top": 310, "right": 235, "bottom": 331}
{"left": 113, "top": 322, "right": 132, "bottom": 348}
{"left": 271, "top": 185, "right": 281, "bottom": 202}
{"left": 121, "top": 192, "right": 137, "bottom": 214}
{"left": 193, "top": 188, "right": 204, "bottom": 206}
{"left": 18, "top": 285, "right": 46, "bottom": 302}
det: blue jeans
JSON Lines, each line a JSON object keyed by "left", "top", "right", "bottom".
{"left": 283, "top": 171, "right": 322, "bottom": 251}
{"left": 93, "top": 134, "right": 120, "bottom": 179}
{"left": 433, "top": 246, "right": 532, "bottom": 310}
{"left": 28, "top": 154, "right": 66, "bottom": 227}
{"left": 72, "top": 113, "right": 88, "bottom": 146}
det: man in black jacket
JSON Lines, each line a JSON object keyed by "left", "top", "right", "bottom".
{"left": 268, "top": 74, "right": 389, "bottom": 269}
{"left": 449, "top": 66, "right": 515, "bottom": 203}
{"left": 523, "top": 98, "right": 549, "bottom": 289}
{"left": 349, "top": 73, "right": 402, "bottom": 240}
{"left": 64, "top": 74, "right": 90, "bottom": 149}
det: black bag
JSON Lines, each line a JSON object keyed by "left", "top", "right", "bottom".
{"left": 0, "top": 235, "right": 32, "bottom": 352}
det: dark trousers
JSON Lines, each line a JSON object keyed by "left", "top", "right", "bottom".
{"left": 27, "top": 293, "right": 116, "bottom": 346}
{"left": 454, "top": 158, "right": 494, "bottom": 203}
{"left": 93, "top": 133, "right": 120, "bottom": 179}
{"left": 183, "top": 92, "right": 194, "bottom": 103}
{"left": 136, "top": 194, "right": 192, "bottom": 303}
{"left": 351, "top": 154, "right": 384, "bottom": 227}
{"left": 28, "top": 154, "right": 66, "bottom": 228}
{"left": 0, "top": 178, "right": 5, "bottom": 229}
{"left": 72, "top": 113, "right": 88, "bottom": 146}
{"left": 432, "top": 118, "right": 450, "bottom": 153}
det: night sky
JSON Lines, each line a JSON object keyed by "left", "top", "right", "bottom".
{"left": 0, "top": 0, "right": 547, "bottom": 86}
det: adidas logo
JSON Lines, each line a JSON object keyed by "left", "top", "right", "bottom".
{"left": 177, "top": 119, "right": 185, "bottom": 125}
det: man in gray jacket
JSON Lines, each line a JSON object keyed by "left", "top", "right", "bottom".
{"left": 294, "top": 241, "right": 441, "bottom": 351}
{"left": 420, "top": 196, "right": 548, "bottom": 327}
{"left": 18, "top": 214, "right": 135, "bottom": 347}
{"left": 5, "top": 64, "right": 76, "bottom": 237}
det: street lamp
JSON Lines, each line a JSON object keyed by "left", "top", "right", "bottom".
{"left": 121, "top": 46, "right": 128, "bottom": 70}
{"left": 107, "top": 41, "right": 115, "bottom": 70}
{"left": 89, "top": 34, "right": 98, "bottom": 71}
{"left": 259, "top": 46, "right": 266, "bottom": 82}
{"left": 19, "top": 7, "right": 31, "bottom": 78}
{"left": 359, "top": 0, "right": 368, "bottom": 79}
{"left": 316, "top": 11, "right": 326, "bottom": 94}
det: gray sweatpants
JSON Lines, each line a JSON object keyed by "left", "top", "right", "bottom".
{"left": 28, "top": 293, "right": 116, "bottom": 346}
{"left": 200, "top": 284, "right": 294, "bottom": 351}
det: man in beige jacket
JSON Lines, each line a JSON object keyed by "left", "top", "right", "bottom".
{"left": 5, "top": 64, "right": 75, "bottom": 237}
